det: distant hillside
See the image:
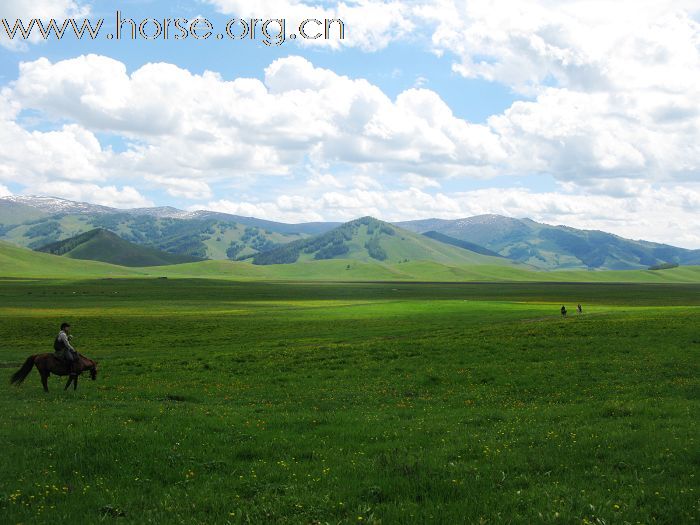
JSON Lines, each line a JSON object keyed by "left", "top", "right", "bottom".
{"left": 0, "top": 196, "right": 337, "bottom": 231}
{"left": 0, "top": 206, "right": 309, "bottom": 261}
{"left": 0, "top": 197, "right": 339, "bottom": 261}
{"left": 398, "top": 215, "right": 700, "bottom": 270}
{"left": 0, "top": 240, "right": 142, "bottom": 278}
{"left": 251, "top": 217, "right": 515, "bottom": 267}
{"left": 189, "top": 210, "right": 339, "bottom": 236}
{"left": 422, "top": 231, "right": 503, "bottom": 258}
{"left": 0, "top": 200, "right": 47, "bottom": 228}
{"left": 36, "top": 229, "right": 202, "bottom": 267}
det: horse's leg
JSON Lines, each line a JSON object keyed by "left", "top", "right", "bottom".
{"left": 64, "top": 376, "right": 72, "bottom": 391}
{"left": 41, "top": 371, "right": 49, "bottom": 393}
{"left": 73, "top": 375, "right": 78, "bottom": 391}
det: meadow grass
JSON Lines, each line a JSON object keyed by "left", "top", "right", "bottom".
{"left": 0, "top": 279, "right": 698, "bottom": 524}
{"left": 149, "top": 259, "right": 700, "bottom": 284}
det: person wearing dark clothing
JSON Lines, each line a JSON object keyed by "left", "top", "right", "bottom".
{"left": 561, "top": 305, "right": 567, "bottom": 317}
{"left": 577, "top": 304, "right": 583, "bottom": 314}
{"left": 54, "top": 322, "right": 79, "bottom": 376}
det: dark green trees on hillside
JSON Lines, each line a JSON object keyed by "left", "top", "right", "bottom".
{"left": 365, "top": 237, "right": 387, "bottom": 261}
{"left": 252, "top": 216, "right": 392, "bottom": 265}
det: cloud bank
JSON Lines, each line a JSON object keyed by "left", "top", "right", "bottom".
{"left": 1, "top": 0, "right": 699, "bottom": 246}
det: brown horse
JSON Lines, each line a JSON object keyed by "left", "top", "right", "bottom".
{"left": 10, "top": 353, "right": 98, "bottom": 392}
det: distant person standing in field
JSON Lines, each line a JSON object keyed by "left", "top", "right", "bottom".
{"left": 577, "top": 304, "right": 583, "bottom": 314}
{"left": 561, "top": 305, "right": 567, "bottom": 317}
{"left": 54, "top": 322, "right": 78, "bottom": 377}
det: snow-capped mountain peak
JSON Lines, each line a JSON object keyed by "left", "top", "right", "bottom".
{"left": 123, "top": 206, "right": 194, "bottom": 219}
{"left": 1, "top": 195, "right": 117, "bottom": 215}
{"left": 0, "top": 195, "right": 196, "bottom": 219}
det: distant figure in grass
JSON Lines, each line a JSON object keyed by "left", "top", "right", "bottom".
{"left": 561, "top": 305, "right": 567, "bottom": 317}
{"left": 577, "top": 304, "right": 583, "bottom": 315}
{"left": 9, "top": 322, "right": 98, "bottom": 392}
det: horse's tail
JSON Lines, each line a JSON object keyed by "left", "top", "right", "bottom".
{"left": 10, "top": 355, "right": 36, "bottom": 385}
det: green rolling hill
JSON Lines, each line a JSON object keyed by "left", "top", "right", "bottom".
{"left": 36, "top": 229, "right": 203, "bottom": 267}
{"left": 0, "top": 240, "right": 143, "bottom": 278}
{"left": 250, "top": 217, "right": 517, "bottom": 267}
{"left": 398, "top": 215, "right": 700, "bottom": 270}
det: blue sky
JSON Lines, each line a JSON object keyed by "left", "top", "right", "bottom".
{"left": 0, "top": 0, "right": 699, "bottom": 247}
{"left": 0, "top": 2, "right": 522, "bottom": 123}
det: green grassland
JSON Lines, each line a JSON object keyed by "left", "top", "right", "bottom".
{"left": 0, "top": 278, "right": 698, "bottom": 524}
{"left": 156, "top": 259, "right": 700, "bottom": 284}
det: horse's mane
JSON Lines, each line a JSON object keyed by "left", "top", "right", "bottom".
{"left": 78, "top": 354, "right": 97, "bottom": 367}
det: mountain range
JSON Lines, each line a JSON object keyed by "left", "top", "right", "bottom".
{"left": 396, "top": 216, "right": 700, "bottom": 270}
{"left": 1, "top": 195, "right": 698, "bottom": 271}
{"left": 250, "top": 216, "right": 512, "bottom": 267}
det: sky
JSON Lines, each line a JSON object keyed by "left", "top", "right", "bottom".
{"left": 0, "top": 0, "right": 699, "bottom": 248}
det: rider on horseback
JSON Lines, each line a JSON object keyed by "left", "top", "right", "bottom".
{"left": 54, "top": 322, "right": 79, "bottom": 377}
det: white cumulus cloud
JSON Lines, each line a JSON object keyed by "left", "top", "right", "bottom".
{"left": 10, "top": 54, "right": 505, "bottom": 183}
{"left": 145, "top": 176, "right": 212, "bottom": 200}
